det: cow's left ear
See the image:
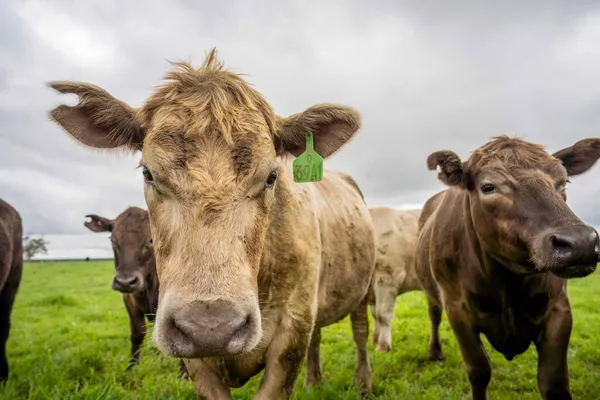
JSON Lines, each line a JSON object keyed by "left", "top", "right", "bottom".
{"left": 552, "top": 138, "right": 600, "bottom": 176}
{"left": 84, "top": 215, "right": 114, "bottom": 233}
{"left": 276, "top": 104, "right": 361, "bottom": 158}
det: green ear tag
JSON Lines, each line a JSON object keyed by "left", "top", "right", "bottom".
{"left": 293, "top": 131, "right": 323, "bottom": 183}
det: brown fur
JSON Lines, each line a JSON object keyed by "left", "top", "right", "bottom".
{"left": 48, "top": 48, "right": 375, "bottom": 399}
{"left": 84, "top": 207, "right": 188, "bottom": 378}
{"left": 0, "top": 198, "right": 22, "bottom": 383}
{"left": 416, "top": 136, "right": 600, "bottom": 400}
{"left": 367, "top": 207, "right": 422, "bottom": 352}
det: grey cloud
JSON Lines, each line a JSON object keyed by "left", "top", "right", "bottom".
{"left": 1, "top": 0, "right": 600, "bottom": 258}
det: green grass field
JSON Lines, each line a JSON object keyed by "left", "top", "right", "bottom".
{"left": 2, "top": 261, "right": 600, "bottom": 399}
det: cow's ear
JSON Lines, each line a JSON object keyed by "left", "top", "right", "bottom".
{"left": 276, "top": 104, "right": 361, "bottom": 158}
{"left": 84, "top": 215, "right": 114, "bottom": 233}
{"left": 552, "top": 138, "right": 600, "bottom": 177}
{"left": 48, "top": 81, "right": 144, "bottom": 152}
{"left": 427, "top": 150, "right": 466, "bottom": 187}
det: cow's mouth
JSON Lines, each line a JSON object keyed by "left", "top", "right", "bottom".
{"left": 114, "top": 286, "right": 134, "bottom": 293}
{"left": 551, "top": 263, "right": 598, "bottom": 279}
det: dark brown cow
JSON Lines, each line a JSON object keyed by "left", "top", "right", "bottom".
{"left": 0, "top": 198, "right": 23, "bottom": 383}
{"left": 416, "top": 136, "right": 600, "bottom": 400}
{"left": 84, "top": 207, "right": 187, "bottom": 377}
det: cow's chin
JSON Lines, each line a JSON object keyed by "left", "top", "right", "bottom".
{"left": 551, "top": 263, "right": 598, "bottom": 279}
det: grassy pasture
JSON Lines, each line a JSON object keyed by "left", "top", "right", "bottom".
{"left": 2, "top": 260, "right": 600, "bottom": 399}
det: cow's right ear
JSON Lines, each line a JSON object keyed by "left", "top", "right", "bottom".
{"left": 427, "top": 150, "right": 466, "bottom": 187}
{"left": 84, "top": 215, "right": 114, "bottom": 233}
{"left": 48, "top": 81, "right": 144, "bottom": 152}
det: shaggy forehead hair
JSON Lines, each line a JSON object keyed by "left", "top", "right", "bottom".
{"left": 467, "top": 135, "right": 559, "bottom": 171}
{"left": 138, "top": 49, "right": 279, "bottom": 159}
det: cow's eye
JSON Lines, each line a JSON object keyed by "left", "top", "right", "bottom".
{"left": 265, "top": 170, "right": 278, "bottom": 189}
{"left": 142, "top": 166, "right": 154, "bottom": 184}
{"left": 480, "top": 183, "right": 496, "bottom": 194}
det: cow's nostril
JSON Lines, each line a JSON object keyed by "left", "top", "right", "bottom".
{"left": 128, "top": 276, "right": 139, "bottom": 285}
{"left": 550, "top": 234, "right": 571, "bottom": 251}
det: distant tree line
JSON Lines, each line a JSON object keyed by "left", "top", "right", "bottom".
{"left": 23, "top": 236, "right": 49, "bottom": 261}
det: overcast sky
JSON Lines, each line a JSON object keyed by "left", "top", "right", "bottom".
{"left": 2, "top": 0, "right": 600, "bottom": 259}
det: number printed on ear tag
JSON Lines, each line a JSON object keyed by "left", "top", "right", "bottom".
{"left": 293, "top": 131, "right": 323, "bottom": 183}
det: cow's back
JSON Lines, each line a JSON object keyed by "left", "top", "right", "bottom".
{"left": 414, "top": 189, "right": 456, "bottom": 302}
{"left": 370, "top": 207, "right": 421, "bottom": 293}
{"left": 0, "top": 199, "right": 22, "bottom": 292}
{"left": 311, "top": 171, "right": 376, "bottom": 327}
{"left": 418, "top": 190, "right": 447, "bottom": 231}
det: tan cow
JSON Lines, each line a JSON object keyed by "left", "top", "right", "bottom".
{"left": 368, "top": 207, "right": 421, "bottom": 352}
{"left": 47, "top": 48, "right": 376, "bottom": 399}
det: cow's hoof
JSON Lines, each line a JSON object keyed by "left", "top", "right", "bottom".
{"left": 375, "top": 342, "right": 391, "bottom": 352}
{"left": 125, "top": 361, "right": 138, "bottom": 372}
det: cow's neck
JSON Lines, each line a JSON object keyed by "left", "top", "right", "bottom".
{"left": 442, "top": 190, "right": 552, "bottom": 359}
{"left": 461, "top": 194, "right": 529, "bottom": 292}
{"left": 146, "top": 257, "right": 159, "bottom": 313}
{"left": 136, "top": 258, "right": 159, "bottom": 318}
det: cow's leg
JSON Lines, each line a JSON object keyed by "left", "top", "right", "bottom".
{"left": 427, "top": 297, "right": 444, "bottom": 361}
{"left": 535, "top": 297, "right": 572, "bottom": 400}
{"left": 446, "top": 303, "right": 491, "bottom": 400}
{"left": 184, "top": 359, "right": 232, "bottom": 400}
{"left": 350, "top": 295, "right": 372, "bottom": 393}
{"left": 0, "top": 288, "right": 15, "bottom": 383}
{"left": 370, "top": 303, "right": 379, "bottom": 345}
{"left": 179, "top": 359, "right": 190, "bottom": 380}
{"left": 0, "top": 256, "right": 21, "bottom": 383}
{"left": 254, "top": 312, "right": 314, "bottom": 400}
{"left": 366, "top": 284, "right": 379, "bottom": 345}
{"left": 305, "top": 327, "right": 322, "bottom": 387}
{"left": 123, "top": 295, "right": 146, "bottom": 371}
{"left": 373, "top": 282, "right": 397, "bottom": 352}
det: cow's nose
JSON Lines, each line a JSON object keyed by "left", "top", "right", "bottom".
{"left": 164, "top": 299, "right": 255, "bottom": 358}
{"left": 547, "top": 225, "right": 599, "bottom": 266}
{"left": 542, "top": 225, "right": 600, "bottom": 279}
{"left": 112, "top": 275, "right": 139, "bottom": 292}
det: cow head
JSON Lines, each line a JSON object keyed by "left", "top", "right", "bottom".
{"left": 427, "top": 136, "right": 600, "bottom": 278}
{"left": 50, "top": 48, "right": 361, "bottom": 358}
{"left": 85, "top": 207, "right": 153, "bottom": 293}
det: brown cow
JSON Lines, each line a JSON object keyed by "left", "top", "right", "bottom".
{"left": 47, "top": 48, "right": 376, "bottom": 399}
{"left": 416, "top": 136, "right": 600, "bottom": 400}
{"left": 368, "top": 207, "right": 422, "bottom": 352}
{"left": 0, "top": 198, "right": 23, "bottom": 383}
{"left": 84, "top": 207, "right": 188, "bottom": 377}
